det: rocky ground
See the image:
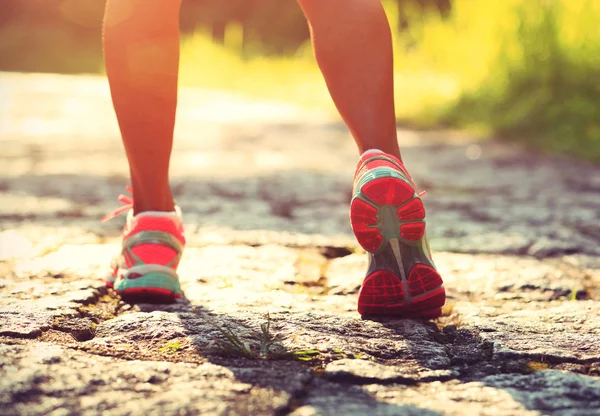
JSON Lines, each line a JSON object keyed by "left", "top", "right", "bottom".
{"left": 1, "top": 72, "right": 600, "bottom": 416}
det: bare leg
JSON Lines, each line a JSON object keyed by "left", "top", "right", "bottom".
{"left": 103, "top": 0, "right": 181, "bottom": 213}
{"left": 297, "top": 0, "right": 400, "bottom": 160}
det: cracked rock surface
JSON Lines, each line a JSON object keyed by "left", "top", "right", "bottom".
{"left": 1, "top": 73, "right": 600, "bottom": 415}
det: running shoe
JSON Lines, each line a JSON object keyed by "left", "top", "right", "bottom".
{"left": 350, "top": 150, "right": 445, "bottom": 318}
{"left": 103, "top": 186, "right": 185, "bottom": 301}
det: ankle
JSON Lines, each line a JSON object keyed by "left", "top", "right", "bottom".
{"left": 360, "top": 147, "right": 403, "bottom": 163}
{"left": 133, "top": 199, "right": 175, "bottom": 215}
{"left": 131, "top": 189, "right": 175, "bottom": 215}
{"left": 129, "top": 176, "right": 175, "bottom": 215}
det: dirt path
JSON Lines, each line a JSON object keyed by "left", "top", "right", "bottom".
{"left": 1, "top": 72, "right": 599, "bottom": 416}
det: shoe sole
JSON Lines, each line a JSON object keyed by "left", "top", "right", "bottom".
{"left": 110, "top": 272, "right": 182, "bottom": 303}
{"left": 351, "top": 170, "right": 445, "bottom": 319}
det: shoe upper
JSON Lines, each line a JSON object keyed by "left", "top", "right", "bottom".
{"left": 352, "top": 149, "right": 433, "bottom": 262}
{"left": 103, "top": 186, "right": 185, "bottom": 282}
{"left": 120, "top": 209, "right": 185, "bottom": 272}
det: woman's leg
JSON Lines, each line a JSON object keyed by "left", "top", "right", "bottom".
{"left": 103, "top": 0, "right": 185, "bottom": 301}
{"left": 103, "top": 0, "right": 181, "bottom": 213}
{"left": 297, "top": 0, "right": 400, "bottom": 160}
{"left": 298, "top": 0, "right": 446, "bottom": 319}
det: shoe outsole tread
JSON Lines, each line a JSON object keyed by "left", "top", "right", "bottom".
{"left": 351, "top": 173, "right": 445, "bottom": 319}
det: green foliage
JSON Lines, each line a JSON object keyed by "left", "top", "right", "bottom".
{"left": 434, "top": 0, "right": 600, "bottom": 161}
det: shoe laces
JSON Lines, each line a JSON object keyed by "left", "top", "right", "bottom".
{"left": 101, "top": 185, "right": 134, "bottom": 222}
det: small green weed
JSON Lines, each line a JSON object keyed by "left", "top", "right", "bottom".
{"left": 202, "top": 312, "right": 320, "bottom": 361}
{"left": 159, "top": 340, "right": 184, "bottom": 354}
{"left": 203, "top": 312, "right": 284, "bottom": 359}
{"left": 570, "top": 289, "right": 578, "bottom": 301}
{"left": 332, "top": 349, "right": 368, "bottom": 360}
{"left": 292, "top": 350, "right": 321, "bottom": 361}
{"left": 217, "top": 277, "right": 234, "bottom": 289}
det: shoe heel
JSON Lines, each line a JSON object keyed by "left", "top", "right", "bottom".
{"left": 358, "top": 267, "right": 445, "bottom": 319}
{"left": 114, "top": 271, "right": 182, "bottom": 302}
{"left": 404, "top": 264, "right": 445, "bottom": 318}
{"left": 351, "top": 175, "right": 425, "bottom": 252}
{"left": 358, "top": 270, "right": 405, "bottom": 316}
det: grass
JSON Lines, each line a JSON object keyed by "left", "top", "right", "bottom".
{"left": 202, "top": 314, "right": 374, "bottom": 363}
{"left": 332, "top": 349, "right": 370, "bottom": 360}
{"left": 435, "top": 0, "right": 600, "bottom": 160}
{"left": 201, "top": 311, "right": 321, "bottom": 361}
{"left": 159, "top": 340, "right": 184, "bottom": 354}
{"left": 293, "top": 349, "right": 322, "bottom": 361}
{"left": 201, "top": 312, "right": 372, "bottom": 363}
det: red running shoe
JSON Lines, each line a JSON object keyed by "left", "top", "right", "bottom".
{"left": 103, "top": 186, "right": 185, "bottom": 302}
{"left": 351, "top": 150, "right": 445, "bottom": 319}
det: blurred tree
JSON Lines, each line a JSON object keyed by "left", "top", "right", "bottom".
{"left": 0, "top": 0, "right": 452, "bottom": 66}
{"left": 181, "top": 0, "right": 450, "bottom": 54}
{"left": 180, "top": 0, "right": 309, "bottom": 54}
{"left": 397, "top": 0, "right": 451, "bottom": 31}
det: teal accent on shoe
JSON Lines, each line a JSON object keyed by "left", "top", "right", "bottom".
{"left": 356, "top": 154, "right": 404, "bottom": 175}
{"left": 354, "top": 166, "right": 416, "bottom": 197}
{"left": 114, "top": 271, "right": 182, "bottom": 295}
